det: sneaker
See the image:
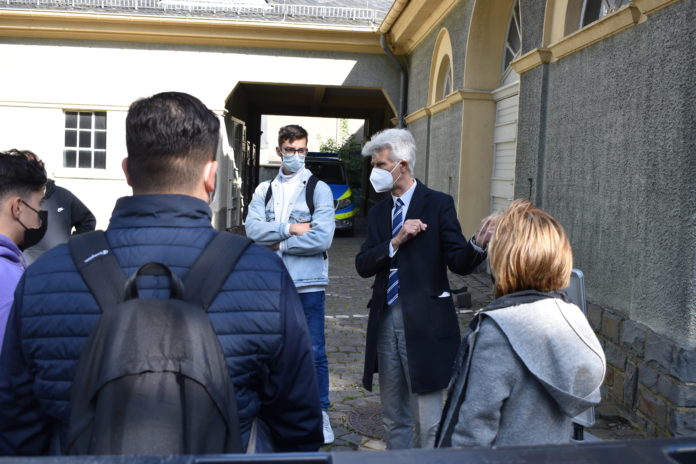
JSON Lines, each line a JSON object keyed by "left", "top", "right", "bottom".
{"left": 322, "top": 410, "right": 334, "bottom": 444}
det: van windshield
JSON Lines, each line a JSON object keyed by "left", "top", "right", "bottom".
{"left": 306, "top": 161, "right": 346, "bottom": 185}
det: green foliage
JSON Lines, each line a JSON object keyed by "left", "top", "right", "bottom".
{"left": 317, "top": 119, "right": 363, "bottom": 187}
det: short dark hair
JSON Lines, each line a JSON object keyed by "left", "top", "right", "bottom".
{"left": 278, "top": 125, "right": 308, "bottom": 147}
{"left": 125, "top": 92, "right": 220, "bottom": 191}
{"left": 0, "top": 149, "right": 47, "bottom": 201}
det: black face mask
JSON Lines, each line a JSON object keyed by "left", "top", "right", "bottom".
{"left": 18, "top": 201, "right": 49, "bottom": 251}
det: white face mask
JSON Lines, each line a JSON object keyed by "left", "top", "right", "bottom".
{"left": 282, "top": 154, "right": 305, "bottom": 173}
{"left": 369, "top": 161, "right": 402, "bottom": 193}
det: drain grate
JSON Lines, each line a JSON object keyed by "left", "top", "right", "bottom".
{"left": 346, "top": 404, "right": 384, "bottom": 440}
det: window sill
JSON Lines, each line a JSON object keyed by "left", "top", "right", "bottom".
{"left": 54, "top": 167, "right": 125, "bottom": 181}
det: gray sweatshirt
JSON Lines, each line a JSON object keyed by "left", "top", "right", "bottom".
{"left": 442, "top": 296, "right": 605, "bottom": 448}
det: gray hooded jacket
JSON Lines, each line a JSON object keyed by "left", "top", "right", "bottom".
{"left": 438, "top": 293, "right": 605, "bottom": 448}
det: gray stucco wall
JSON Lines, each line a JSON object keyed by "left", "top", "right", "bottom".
{"left": 515, "top": 0, "right": 696, "bottom": 344}
{"left": 404, "top": 0, "right": 473, "bottom": 197}
{"left": 406, "top": 0, "right": 473, "bottom": 113}
{"left": 519, "top": 0, "right": 545, "bottom": 55}
{"left": 427, "top": 107, "right": 461, "bottom": 196}
{"left": 407, "top": 118, "right": 429, "bottom": 180}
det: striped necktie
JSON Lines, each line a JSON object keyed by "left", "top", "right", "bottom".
{"left": 387, "top": 198, "right": 404, "bottom": 307}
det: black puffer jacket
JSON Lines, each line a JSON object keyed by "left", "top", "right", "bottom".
{"left": 0, "top": 194, "right": 322, "bottom": 455}
{"left": 24, "top": 179, "right": 96, "bottom": 265}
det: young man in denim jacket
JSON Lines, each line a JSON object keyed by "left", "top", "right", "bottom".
{"left": 245, "top": 125, "right": 336, "bottom": 444}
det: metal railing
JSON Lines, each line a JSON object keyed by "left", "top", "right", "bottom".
{"left": 1, "top": 0, "right": 385, "bottom": 23}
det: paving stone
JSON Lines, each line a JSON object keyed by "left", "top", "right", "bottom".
{"left": 331, "top": 425, "right": 351, "bottom": 438}
{"left": 360, "top": 439, "right": 387, "bottom": 451}
{"left": 337, "top": 432, "right": 364, "bottom": 445}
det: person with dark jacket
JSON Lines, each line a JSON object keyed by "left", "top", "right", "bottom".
{"left": 0, "top": 92, "right": 323, "bottom": 455}
{"left": 355, "top": 129, "right": 495, "bottom": 449}
{"left": 436, "top": 199, "right": 606, "bottom": 448}
{"left": 24, "top": 179, "right": 96, "bottom": 265}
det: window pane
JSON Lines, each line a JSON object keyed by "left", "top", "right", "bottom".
{"left": 64, "top": 150, "right": 77, "bottom": 168}
{"left": 95, "top": 131, "right": 106, "bottom": 149}
{"left": 507, "top": 22, "right": 520, "bottom": 53}
{"left": 95, "top": 112, "right": 107, "bottom": 130}
{"left": 582, "top": 0, "right": 602, "bottom": 26}
{"left": 94, "top": 151, "right": 106, "bottom": 169}
{"left": 79, "top": 113, "right": 92, "bottom": 129}
{"left": 65, "top": 112, "right": 77, "bottom": 129}
{"left": 65, "top": 130, "right": 77, "bottom": 147}
{"left": 79, "top": 131, "right": 92, "bottom": 148}
{"left": 79, "top": 150, "right": 92, "bottom": 168}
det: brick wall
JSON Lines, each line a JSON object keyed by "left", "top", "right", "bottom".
{"left": 588, "top": 303, "right": 696, "bottom": 437}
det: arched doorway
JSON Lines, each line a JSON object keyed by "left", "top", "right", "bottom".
{"left": 222, "top": 82, "right": 397, "bottom": 228}
{"left": 457, "top": 0, "right": 518, "bottom": 234}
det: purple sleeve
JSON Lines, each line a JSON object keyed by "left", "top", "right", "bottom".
{"left": 0, "top": 260, "right": 23, "bottom": 351}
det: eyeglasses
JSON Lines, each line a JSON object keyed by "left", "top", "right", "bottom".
{"left": 280, "top": 147, "right": 309, "bottom": 156}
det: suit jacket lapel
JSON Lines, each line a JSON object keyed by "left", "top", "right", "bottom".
{"left": 378, "top": 197, "right": 393, "bottom": 241}
{"left": 406, "top": 180, "right": 427, "bottom": 221}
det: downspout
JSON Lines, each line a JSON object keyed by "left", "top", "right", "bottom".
{"left": 380, "top": 34, "right": 408, "bottom": 128}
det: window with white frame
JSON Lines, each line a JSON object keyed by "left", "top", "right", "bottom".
{"left": 502, "top": 0, "right": 522, "bottom": 79}
{"left": 580, "top": 0, "right": 629, "bottom": 27}
{"left": 63, "top": 111, "right": 107, "bottom": 169}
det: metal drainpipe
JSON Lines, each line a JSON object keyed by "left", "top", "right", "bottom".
{"left": 380, "top": 34, "right": 407, "bottom": 128}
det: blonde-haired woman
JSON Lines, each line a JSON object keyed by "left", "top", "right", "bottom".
{"left": 436, "top": 199, "right": 605, "bottom": 448}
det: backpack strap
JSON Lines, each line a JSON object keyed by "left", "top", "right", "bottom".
{"left": 305, "top": 175, "right": 318, "bottom": 216}
{"left": 263, "top": 179, "right": 273, "bottom": 209}
{"left": 265, "top": 176, "right": 319, "bottom": 215}
{"left": 184, "top": 232, "right": 252, "bottom": 310}
{"left": 68, "top": 231, "right": 127, "bottom": 311}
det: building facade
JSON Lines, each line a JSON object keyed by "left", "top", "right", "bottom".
{"left": 381, "top": 0, "right": 695, "bottom": 437}
{"left": 0, "top": 0, "right": 399, "bottom": 229}
{"left": 1, "top": 0, "right": 694, "bottom": 438}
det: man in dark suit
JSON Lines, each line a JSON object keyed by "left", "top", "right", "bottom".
{"left": 355, "top": 128, "right": 494, "bottom": 449}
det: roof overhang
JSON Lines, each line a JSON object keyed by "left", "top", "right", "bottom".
{"left": 0, "top": 9, "right": 384, "bottom": 53}
{"left": 226, "top": 82, "right": 396, "bottom": 120}
{"left": 379, "top": 0, "right": 461, "bottom": 55}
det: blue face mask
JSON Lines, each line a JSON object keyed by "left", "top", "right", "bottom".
{"left": 282, "top": 154, "right": 305, "bottom": 173}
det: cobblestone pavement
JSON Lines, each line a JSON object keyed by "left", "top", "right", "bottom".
{"left": 321, "top": 223, "right": 643, "bottom": 452}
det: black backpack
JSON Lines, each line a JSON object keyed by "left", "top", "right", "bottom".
{"left": 66, "top": 231, "right": 250, "bottom": 455}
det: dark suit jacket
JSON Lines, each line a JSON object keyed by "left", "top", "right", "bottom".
{"left": 355, "top": 180, "right": 485, "bottom": 394}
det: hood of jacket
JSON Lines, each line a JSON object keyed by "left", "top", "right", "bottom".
{"left": 0, "top": 232, "right": 24, "bottom": 269}
{"left": 483, "top": 296, "right": 606, "bottom": 418}
{"left": 44, "top": 179, "right": 56, "bottom": 199}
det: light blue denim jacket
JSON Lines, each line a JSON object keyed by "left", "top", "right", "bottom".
{"left": 245, "top": 168, "right": 335, "bottom": 288}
